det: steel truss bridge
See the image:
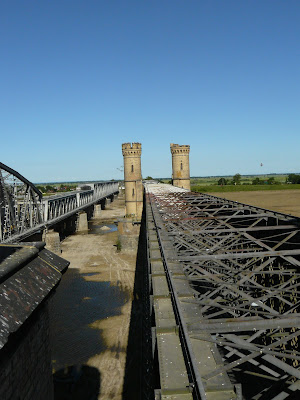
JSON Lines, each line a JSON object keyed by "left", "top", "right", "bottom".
{"left": 144, "top": 182, "right": 300, "bottom": 400}
{"left": 0, "top": 162, "right": 119, "bottom": 243}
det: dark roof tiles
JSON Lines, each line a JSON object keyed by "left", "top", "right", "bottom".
{"left": 0, "top": 242, "right": 69, "bottom": 350}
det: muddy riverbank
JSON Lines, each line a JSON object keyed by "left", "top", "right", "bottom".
{"left": 50, "top": 196, "right": 143, "bottom": 400}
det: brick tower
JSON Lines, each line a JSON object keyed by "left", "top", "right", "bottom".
{"left": 170, "top": 143, "right": 191, "bottom": 190}
{"left": 122, "top": 142, "right": 143, "bottom": 219}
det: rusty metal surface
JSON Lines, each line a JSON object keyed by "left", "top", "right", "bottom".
{"left": 145, "top": 182, "right": 300, "bottom": 400}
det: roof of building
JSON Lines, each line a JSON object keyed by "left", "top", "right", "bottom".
{"left": 0, "top": 242, "right": 69, "bottom": 350}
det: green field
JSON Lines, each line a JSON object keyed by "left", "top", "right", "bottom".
{"left": 191, "top": 183, "right": 300, "bottom": 193}
{"left": 191, "top": 174, "right": 288, "bottom": 186}
{"left": 159, "top": 174, "right": 300, "bottom": 193}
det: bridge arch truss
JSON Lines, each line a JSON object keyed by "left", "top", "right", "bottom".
{"left": 0, "top": 162, "right": 43, "bottom": 242}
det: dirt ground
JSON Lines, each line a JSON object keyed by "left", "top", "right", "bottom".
{"left": 60, "top": 196, "right": 138, "bottom": 400}
{"left": 208, "top": 189, "right": 300, "bottom": 218}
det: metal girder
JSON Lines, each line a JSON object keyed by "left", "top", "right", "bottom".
{"left": 145, "top": 182, "right": 300, "bottom": 400}
{"left": 0, "top": 162, "right": 119, "bottom": 243}
{"left": 0, "top": 162, "right": 43, "bottom": 242}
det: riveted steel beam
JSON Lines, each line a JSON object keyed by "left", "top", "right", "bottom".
{"left": 0, "top": 162, "right": 119, "bottom": 243}
{"left": 145, "top": 182, "right": 300, "bottom": 400}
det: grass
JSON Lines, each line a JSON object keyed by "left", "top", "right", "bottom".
{"left": 191, "top": 175, "right": 288, "bottom": 186}
{"left": 191, "top": 184, "right": 300, "bottom": 193}
{"left": 160, "top": 174, "right": 292, "bottom": 187}
{"left": 159, "top": 174, "right": 300, "bottom": 193}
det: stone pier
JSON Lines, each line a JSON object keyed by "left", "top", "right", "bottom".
{"left": 44, "top": 229, "right": 61, "bottom": 254}
{"left": 101, "top": 199, "right": 106, "bottom": 210}
{"left": 93, "top": 204, "right": 102, "bottom": 218}
{"left": 118, "top": 218, "right": 140, "bottom": 252}
{"left": 77, "top": 212, "right": 88, "bottom": 231}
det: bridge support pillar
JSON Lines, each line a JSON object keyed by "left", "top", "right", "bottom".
{"left": 93, "top": 204, "right": 102, "bottom": 218}
{"left": 77, "top": 212, "right": 88, "bottom": 231}
{"left": 44, "top": 229, "right": 61, "bottom": 254}
{"left": 101, "top": 199, "right": 106, "bottom": 210}
{"left": 118, "top": 218, "right": 140, "bottom": 252}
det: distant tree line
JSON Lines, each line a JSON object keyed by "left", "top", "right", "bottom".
{"left": 217, "top": 173, "right": 300, "bottom": 187}
{"left": 252, "top": 177, "right": 278, "bottom": 185}
{"left": 218, "top": 174, "right": 282, "bottom": 186}
{"left": 36, "top": 184, "right": 77, "bottom": 194}
{"left": 287, "top": 174, "right": 300, "bottom": 184}
{"left": 218, "top": 174, "right": 241, "bottom": 186}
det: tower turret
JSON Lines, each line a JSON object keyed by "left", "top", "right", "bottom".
{"left": 170, "top": 143, "right": 191, "bottom": 190}
{"left": 122, "top": 142, "right": 143, "bottom": 219}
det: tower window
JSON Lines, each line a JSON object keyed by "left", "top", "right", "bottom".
{"left": 132, "top": 188, "right": 135, "bottom": 196}
{"left": 131, "top": 164, "right": 134, "bottom": 172}
{"left": 181, "top": 162, "right": 183, "bottom": 170}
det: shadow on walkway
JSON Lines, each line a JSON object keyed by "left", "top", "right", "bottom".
{"left": 122, "top": 206, "right": 153, "bottom": 400}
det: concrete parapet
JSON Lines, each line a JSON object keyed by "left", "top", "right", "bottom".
{"left": 77, "top": 212, "right": 88, "bottom": 231}
{"left": 122, "top": 142, "right": 142, "bottom": 157}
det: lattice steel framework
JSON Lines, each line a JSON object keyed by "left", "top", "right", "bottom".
{"left": 43, "top": 181, "right": 118, "bottom": 224}
{"left": 145, "top": 182, "right": 300, "bottom": 400}
{"left": 0, "top": 162, "right": 119, "bottom": 243}
{"left": 0, "top": 162, "right": 43, "bottom": 242}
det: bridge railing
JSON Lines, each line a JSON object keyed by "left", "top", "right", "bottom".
{"left": 43, "top": 181, "right": 118, "bottom": 223}
{"left": 0, "top": 163, "right": 119, "bottom": 243}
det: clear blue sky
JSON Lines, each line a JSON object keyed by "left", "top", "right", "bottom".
{"left": 1, "top": 1, "right": 299, "bottom": 182}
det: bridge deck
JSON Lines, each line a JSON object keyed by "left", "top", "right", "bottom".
{"left": 145, "top": 182, "right": 300, "bottom": 400}
{"left": 0, "top": 162, "right": 119, "bottom": 243}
